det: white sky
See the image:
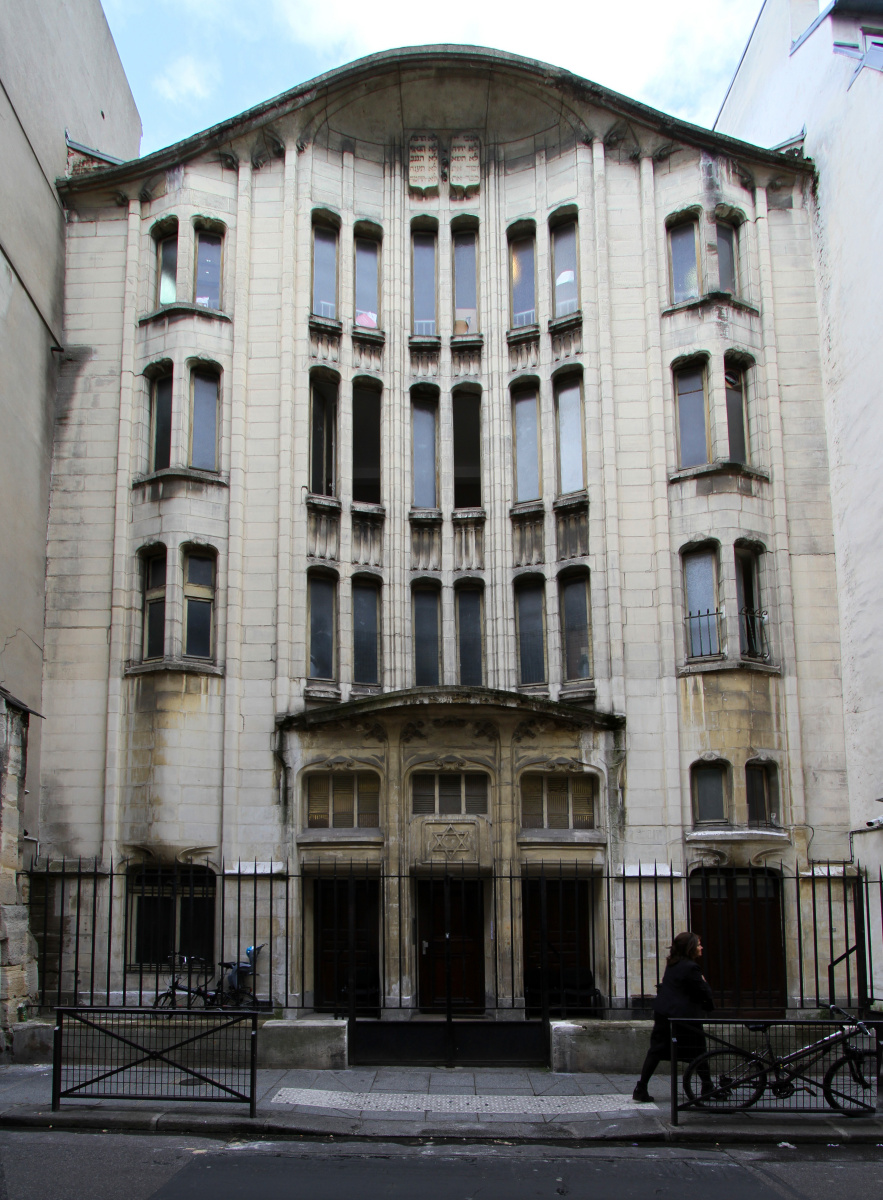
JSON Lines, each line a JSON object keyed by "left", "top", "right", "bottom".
{"left": 102, "top": 0, "right": 766, "bottom": 157}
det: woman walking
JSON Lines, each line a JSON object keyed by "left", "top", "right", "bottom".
{"left": 633, "top": 931, "right": 713, "bottom": 1102}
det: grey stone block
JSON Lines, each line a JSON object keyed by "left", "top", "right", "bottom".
{"left": 256, "top": 1018, "right": 347, "bottom": 1070}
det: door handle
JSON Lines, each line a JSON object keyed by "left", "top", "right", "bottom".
{"left": 422, "top": 940, "right": 429, "bottom": 955}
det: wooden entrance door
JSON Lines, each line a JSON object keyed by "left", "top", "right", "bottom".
{"left": 417, "top": 879, "right": 485, "bottom": 1012}
{"left": 522, "top": 878, "right": 600, "bottom": 1016}
{"left": 313, "top": 878, "right": 380, "bottom": 1014}
{"left": 689, "top": 868, "right": 786, "bottom": 1014}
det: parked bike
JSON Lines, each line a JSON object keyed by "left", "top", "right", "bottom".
{"left": 682, "top": 1005, "right": 879, "bottom": 1116}
{"left": 153, "top": 944, "right": 265, "bottom": 1010}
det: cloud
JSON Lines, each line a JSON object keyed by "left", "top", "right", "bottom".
{"left": 268, "top": 0, "right": 762, "bottom": 126}
{"left": 152, "top": 54, "right": 220, "bottom": 105}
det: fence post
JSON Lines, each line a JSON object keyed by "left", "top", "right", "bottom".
{"left": 853, "top": 874, "right": 870, "bottom": 1015}
{"left": 250, "top": 1013, "right": 258, "bottom": 1119}
{"left": 51, "top": 1012, "right": 63, "bottom": 1112}
{"left": 670, "top": 1026, "right": 678, "bottom": 1126}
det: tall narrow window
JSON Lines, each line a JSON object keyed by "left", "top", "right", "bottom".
{"left": 516, "top": 581, "right": 546, "bottom": 684}
{"left": 194, "top": 231, "right": 222, "bottom": 309}
{"left": 746, "top": 762, "right": 777, "bottom": 827}
{"left": 736, "top": 548, "right": 765, "bottom": 659}
{"left": 310, "top": 378, "right": 337, "bottom": 496}
{"left": 307, "top": 773, "right": 380, "bottom": 829}
{"left": 513, "top": 390, "right": 540, "bottom": 502}
{"left": 412, "top": 395, "right": 437, "bottom": 508}
{"left": 555, "top": 377, "right": 584, "bottom": 494}
{"left": 190, "top": 372, "right": 219, "bottom": 471}
{"left": 457, "top": 587, "right": 483, "bottom": 686}
{"left": 684, "top": 549, "right": 720, "bottom": 657}
{"left": 184, "top": 552, "right": 215, "bottom": 659}
{"left": 156, "top": 235, "right": 177, "bottom": 306}
{"left": 551, "top": 223, "right": 578, "bottom": 317}
{"left": 560, "top": 576, "right": 591, "bottom": 681}
{"left": 453, "top": 230, "right": 478, "bottom": 334}
{"left": 725, "top": 366, "right": 748, "bottom": 464}
{"left": 143, "top": 549, "right": 167, "bottom": 660}
{"left": 352, "top": 580, "right": 380, "bottom": 685}
{"left": 510, "top": 236, "right": 536, "bottom": 327}
{"left": 675, "top": 366, "right": 708, "bottom": 469}
{"left": 312, "top": 225, "right": 338, "bottom": 319}
{"left": 412, "top": 232, "right": 437, "bottom": 335}
{"left": 352, "top": 386, "right": 381, "bottom": 503}
{"left": 452, "top": 392, "right": 482, "bottom": 508}
{"left": 413, "top": 588, "right": 440, "bottom": 686}
{"left": 717, "top": 222, "right": 739, "bottom": 294}
{"left": 151, "top": 376, "right": 173, "bottom": 472}
{"left": 521, "top": 773, "right": 595, "bottom": 829}
{"left": 309, "top": 575, "right": 336, "bottom": 680}
{"left": 668, "top": 221, "right": 699, "bottom": 304}
{"left": 692, "top": 763, "right": 727, "bottom": 825}
{"left": 354, "top": 238, "right": 379, "bottom": 328}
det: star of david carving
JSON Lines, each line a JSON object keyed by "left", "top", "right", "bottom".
{"left": 429, "top": 824, "right": 472, "bottom": 860}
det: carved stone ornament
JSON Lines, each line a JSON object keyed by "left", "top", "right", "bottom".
{"left": 354, "top": 720, "right": 387, "bottom": 743}
{"left": 422, "top": 821, "right": 476, "bottom": 863}
{"left": 473, "top": 720, "right": 498, "bottom": 742}
{"left": 409, "top": 134, "right": 439, "bottom": 194}
{"left": 449, "top": 134, "right": 480, "bottom": 197}
{"left": 401, "top": 721, "right": 427, "bottom": 743}
{"left": 700, "top": 751, "right": 720, "bottom": 762}
{"left": 434, "top": 754, "right": 467, "bottom": 770}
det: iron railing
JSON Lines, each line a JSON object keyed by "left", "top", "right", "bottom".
{"left": 51, "top": 1007, "right": 257, "bottom": 1115}
{"left": 685, "top": 609, "right": 722, "bottom": 657}
{"left": 24, "top": 859, "right": 881, "bottom": 1020}
{"left": 739, "top": 607, "right": 770, "bottom": 660}
{"left": 669, "top": 1016, "right": 881, "bottom": 1123}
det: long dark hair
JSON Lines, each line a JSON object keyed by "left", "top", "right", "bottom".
{"left": 666, "top": 931, "right": 700, "bottom": 967}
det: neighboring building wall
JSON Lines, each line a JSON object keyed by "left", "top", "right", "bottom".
{"left": 0, "top": 693, "right": 36, "bottom": 1043}
{"left": 41, "top": 50, "right": 850, "bottom": 1007}
{"left": 0, "top": 0, "right": 140, "bottom": 838}
{"left": 716, "top": 0, "right": 883, "bottom": 871}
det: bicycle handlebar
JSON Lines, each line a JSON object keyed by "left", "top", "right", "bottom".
{"left": 829, "top": 1003, "right": 871, "bottom": 1036}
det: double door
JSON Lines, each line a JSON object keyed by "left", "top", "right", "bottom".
{"left": 416, "top": 879, "right": 485, "bottom": 1012}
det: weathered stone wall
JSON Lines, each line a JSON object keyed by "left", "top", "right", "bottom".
{"left": 0, "top": 697, "right": 37, "bottom": 1046}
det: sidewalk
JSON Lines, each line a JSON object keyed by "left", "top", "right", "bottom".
{"left": 0, "top": 1063, "right": 880, "bottom": 1145}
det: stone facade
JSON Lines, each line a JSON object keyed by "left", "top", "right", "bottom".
{"left": 0, "top": 692, "right": 37, "bottom": 1043}
{"left": 40, "top": 48, "right": 850, "bottom": 1012}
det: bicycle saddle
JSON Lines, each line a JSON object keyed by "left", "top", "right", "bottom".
{"left": 743, "top": 1022, "right": 771, "bottom": 1031}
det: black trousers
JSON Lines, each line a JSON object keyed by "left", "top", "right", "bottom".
{"left": 639, "top": 1014, "right": 710, "bottom": 1083}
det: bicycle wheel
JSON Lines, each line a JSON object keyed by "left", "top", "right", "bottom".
{"left": 153, "top": 992, "right": 176, "bottom": 1010}
{"left": 683, "top": 1050, "right": 767, "bottom": 1110}
{"left": 823, "top": 1051, "right": 877, "bottom": 1116}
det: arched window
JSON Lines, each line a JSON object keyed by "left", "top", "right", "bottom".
{"left": 515, "top": 577, "right": 546, "bottom": 684}
{"left": 183, "top": 548, "right": 216, "bottom": 659}
{"left": 306, "top": 772, "right": 380, "bottom": 828}
{"left": 520, "top": 772, "right": 596, "bottom": 829}
{"left": 142, "top": 546, "right": 167, "bottom": 661}
{"left": 691, "top": 761, "right": 728, "bottom": 825}
{"left": 412, "top": 583, "right": 441, "bottom": 686}
{"left": 746, "top": 761, "right": 778, "bottom": 827}
{"left": 308, "top": 571, "right": 337, "bottom": 680}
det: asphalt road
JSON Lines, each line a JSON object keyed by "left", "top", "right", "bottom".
{"left": 1, "top": 1132, "right": 881, "bottom": 1200}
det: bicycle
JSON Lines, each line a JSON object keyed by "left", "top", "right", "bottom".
{"left": 153, "top": 944, "right": 265, "bottom": 1010}
{"left": 682, "top": 1005, "right": 879, "bottom": 1116}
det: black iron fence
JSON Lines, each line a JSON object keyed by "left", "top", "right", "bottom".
{"left": 669, "top": 1015, "right": 881, "bottom": 1123}
{"left": 51, "top": 1008, "right": 257, "bottom": 1115}
{"left": 25, "top": 858, "right": 881, "bottom": 1020}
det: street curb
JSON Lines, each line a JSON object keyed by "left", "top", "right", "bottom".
{"left": 1, "top": 1104, "right": 881, "bottom": 1145}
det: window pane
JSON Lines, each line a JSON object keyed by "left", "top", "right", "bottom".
{"left": 694, "top": 766, "right": 726, "bottom": 823}
{"left": 676, "top": 369, "right": 707, "bottom": 468}
{"left": 457, "top": 589, "right": 483, "bottom": 685}
{"left": 413, "top": 590, "right": 440, "bottom": 686}
{"left": 188, "top": 555, "right": 213, "bottom": 589}
{"left": 312, "top": 227, "right": 337, "bottom": 319}
{"left": 191, "top": 373, "right": 218, "bottom": 470}
{"left": 453, "top": 392, "right": 481, "bottom": 508}
{"left": 561, "top": 578, "right": 591, "bottom": 680}
{"left": 158, "top": 237, "right": 177, "bottom": 305}
{"left": 746, "top": 765, "right": 769, "bottom": 825}
{"left": 438, "top": 774, "right": 461, "bottom": 814}
{"left": 521, "top": 774, "right": 544, "bottom": 827}
{"left": 453, "top": 231, "right": 477, "bottom": 333}
{"left": 308, "top": 775, "right": 329, "bottom": 827}
{"left": 517, "top": 584, "right": 545, "bottom": 684}
{"left": 412, "top": 233, "right": 436, "bottom": 335}
{"left": 311, "top": 381, "right": 336, "bottom": 496}
{"left": 354, "top": 239, "right": 379, "bottom": 328}
{"left": 146, "top": 598, "right": 165, "bottom": 659}
{"left": 556, "top": 380, "right": 584, "bottom": 493}
{"left": 547, "top": 776, "right": 569, "bottom": 828}
{"left": 357, "top": 773, "right": 380, "bottom": 827}
{"left": 717, "top": 223, "right": 737, "bottom": 293}
{"left": 185, "top": 598, "right": 212, "bottom": 658}
{"left": 332, "top": 775, "right": 354, "bottom": 828}
{"left": 153, "top": 377, "right": 172, "bottom": 472}
{"left": 725, "top": 370, "right": 747, "bottom": 464}
{"left": 684, "top": 551, "right": 719, "bottom": 656}
{"left": 552, "top": 223, "right": 578, "bottom": 317}
{"left": 412, "top": 398, "right": 437, "bottom": 507}
{"left": 571, "top": 776, "right": 594, "bottom": 828}
{"left": 353, "top": 583, "right": 379, "bottom": 684}
{"left": 514, "top": 392, "right": 540, "bottom": 502}
{"left": 195, "top": 233, "right": 222, "bottom": 309}
{"left": 511, "top": 237, "right": 535, "bottom": 327}
{"left": 736, "top": 552, "right": 761, "bottom": 657}
{"left": 412, "top": 772, "right": 436, "bottom": 814}
{"left": 147, "top": 555, "right": 166, "bottom": 591}
{"left": 464, "top": 774, "right": 487, "bottom": 815}
{"left": 670, "top": 223, "right": 698, "bottom": 303}
{"left": 309, "top": 576, "right": 335, "bottom": 679}
{"left": 352, "top": 387, "right": 381, "bottom": 503}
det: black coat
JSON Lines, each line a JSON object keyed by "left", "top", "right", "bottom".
{"left": 653, "top": 958, "right": 714, "bottom": 1019}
